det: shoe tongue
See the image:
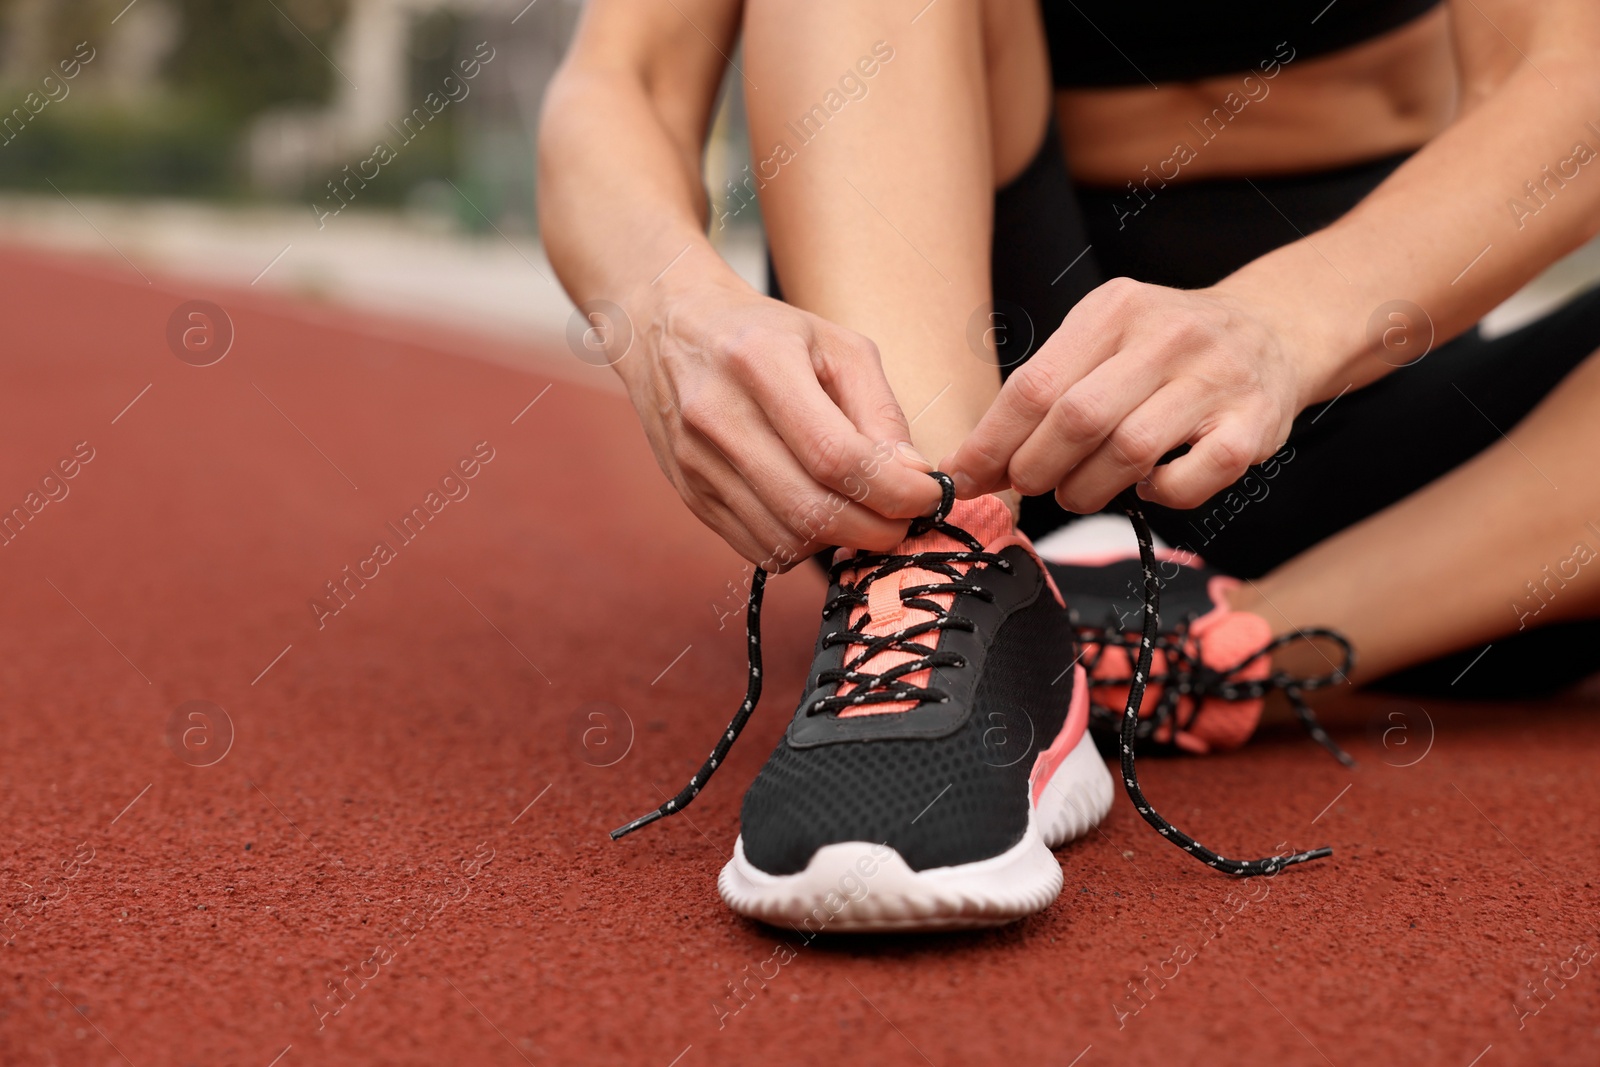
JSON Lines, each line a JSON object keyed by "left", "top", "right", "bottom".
{"left": 835, "top": 495, "right": 1014, "bottom": 716}
{"left": 895, "top": 494, "right": 1012, "bottom": 556}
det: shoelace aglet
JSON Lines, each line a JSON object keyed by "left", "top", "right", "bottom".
{"left": 609, "top": 808, "right": 665, "bottom": 841}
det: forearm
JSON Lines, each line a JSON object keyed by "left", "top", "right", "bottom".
{"left": 537, "top": 67, "right": 745, "bottom": 319}
{"left": 1220, "top": 54, "right": 1600, "bottom": 408}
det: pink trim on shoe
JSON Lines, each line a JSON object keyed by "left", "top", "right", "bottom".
{"left": 1030, "top": 664, "right": 1090, "bottom": 807}
{"left": 1080, "top": 573, "right": 1272, "bottom": 754}
{"left": 1180, "top": 584, "right": 1272, "bottom": 752}
{"left": 1194, "top": 574, "right": 1239, "bottom": 626}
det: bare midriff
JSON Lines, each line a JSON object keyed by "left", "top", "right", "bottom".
{"left": 1054, "top": 7, "right": 1457, "bottom": 186}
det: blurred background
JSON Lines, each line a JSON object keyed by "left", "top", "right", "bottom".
{"left": 2, "top": 0, "right": 1598, "bottom": 357}
{"left": 0, "top": 0, "right": 764, "bottom": 362}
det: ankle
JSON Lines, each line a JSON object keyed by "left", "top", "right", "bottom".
{"left": 1223, "top": 578, "right": 1267, "bottom": 621}
{"left": 1224, "top": 577, "right": 1351, "bottom": 680}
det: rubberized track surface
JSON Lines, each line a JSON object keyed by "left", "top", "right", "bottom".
{"left": 2, "top": 246, "right": 1597, "bottom": 1066}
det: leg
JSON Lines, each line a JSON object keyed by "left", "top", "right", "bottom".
{"left": 710, "top": 4, "right": 1133, "bottom": 924}
{"left": 742, "top": 0, "right": 1051, "bottom": 465}
{"left": 1233, "top": 340, "right": 1600, "bottom": 684}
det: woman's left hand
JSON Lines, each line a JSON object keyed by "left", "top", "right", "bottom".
{"left": 944, "top": 277, "right": 1310, "bottom": 512}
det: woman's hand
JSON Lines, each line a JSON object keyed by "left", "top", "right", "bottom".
{"left": 613, "top": 275, "right": 942, "bottom": 569}
{"left": 944, "top": 277, "right": 1308, "bottom": 512}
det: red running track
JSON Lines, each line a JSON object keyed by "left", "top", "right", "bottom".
{"left": 0, "top": 246, "right": 1596, "bottom": 1066}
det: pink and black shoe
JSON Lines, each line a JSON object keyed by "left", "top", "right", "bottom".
{"left": 613, "top": 479, "right": 1342, "bottom": 930}
{"left": 616, "top": 482, "right": 1111, "bottom": 930}
{"left": 1035, "top": 515, "right": 1355, "bottom": 765}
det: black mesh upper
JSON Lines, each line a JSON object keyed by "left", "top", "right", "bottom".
{"left": 739, "top": 580, "right": 1078, "bottom": 875}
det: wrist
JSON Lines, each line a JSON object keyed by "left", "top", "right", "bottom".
{"left": 589, "top": 240, "right": 753, "bottom": 384}
{"left": 1213, "top": 252, "right": 1360, "bottom": 411}
{"left": 623, "top": 239, "right": 751, "bottom": 325}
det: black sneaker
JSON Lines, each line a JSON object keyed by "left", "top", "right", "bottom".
{"left": 1035, "top": 515, "right": 1355, "bottom": 763}
{"left": 612, "top": 485, "right": 1340, "bottom": 927}
{"left": 614, "top": 489, "right": 1112, "bottom": 931}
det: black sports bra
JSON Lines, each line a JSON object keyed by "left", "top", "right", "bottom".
{"left": 1044, "top": 0, "right": 1442, "bottom": 87}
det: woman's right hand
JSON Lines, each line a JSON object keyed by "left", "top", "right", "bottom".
{"left": 606, "top": 276, "right": 942, "bottom": 569}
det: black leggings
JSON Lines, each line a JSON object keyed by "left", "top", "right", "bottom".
{"left": 993, "top": 123, "right": 1600, "bottom": 696}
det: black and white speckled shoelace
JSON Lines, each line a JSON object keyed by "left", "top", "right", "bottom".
{"left": 608, "top": 473, "right": 972, "bottom": 839}
{"left": 1078, "top": 609, "right": 1356, "bottom": 767}
{"left": 809, "top": 504, "right": 1007, "bottom": 717}
{"left": 612, "top": 475, "right": 1334, "bottom": 878}
{"left": 1112, "top": 496, "right": 1332, "bottom": 876}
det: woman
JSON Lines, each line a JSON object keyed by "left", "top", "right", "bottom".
{"left": 538, "top": 0, "right": 1600, "bottom": 930}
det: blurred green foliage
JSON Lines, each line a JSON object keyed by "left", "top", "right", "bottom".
{"left": 165, "top": 0, "right": 348, "bottom": 122}
{"left": 0, "top": 0, "right": 466, "bottom": 202}
{"left": 0, "top": 98, "right": 238, "bottom": 196}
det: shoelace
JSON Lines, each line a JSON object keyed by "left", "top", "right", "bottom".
{"left": 809, "top": 511, "right": 1007, "bottom": 716}
{"left": 611, "top": 476, "right": 1335, "bottom": 879}
{"left": 609, "top": 473, "right": 977, "bottom": 838}
{"left": 1078, "top": 614, "right": 1356, "bottom": 768}
{"left": 1113, "top": 495, "right": 1331, "bottom": 876}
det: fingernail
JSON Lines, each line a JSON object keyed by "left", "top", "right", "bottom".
{"left": 1135, "top": 479, "right": 1154, "bottom": 500}
{"left": 951, "top": 471, "right": 977, "bottom": 498}
{"left": 896, "top": 441, "right": 932, "bottom": 470}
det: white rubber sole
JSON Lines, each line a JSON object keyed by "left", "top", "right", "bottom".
{"left": 717, "top": 729, "right": 1114, "bottom": 932}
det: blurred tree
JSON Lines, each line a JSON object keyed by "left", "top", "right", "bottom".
{"left": 1, "top": 0, "right": 347, "bottom": 117}
{"left": 0, "top": 0, "right": 354, "bottom": 196}
{"left": 0, "top": 0, "right": 513, "bottom": 208}
{"left": 164, "top": 0, "right": 349, "bottom": 121}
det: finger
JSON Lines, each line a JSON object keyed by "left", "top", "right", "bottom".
{"left": 1002, "top": 346, "right": 1161, "bottom": 498}
{"left": 1137, "top": 422, "right": 1270, "bottom": 511}
{"left": 813, "top": 325, "right": 939, "bottom": 479}
{"left": 685, "top": 393, "right": 912, "bottom": 552}
{"left": 944, "top": 283, "right": 1134, "bottom": 497}
{"left": 1052, "top": 382, "right": 1205, "bottom": 513}
{"left": 685, "top": 489, "right": 787, "bottom": 569}
{"left": 674, "top": 434, "right": 812, "bottom": 567}
{"left": 724, "top": 463, "right": 911, "bottom": 560}
{"left": 737, "top": 334, "right": 940, "bottom": 522}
